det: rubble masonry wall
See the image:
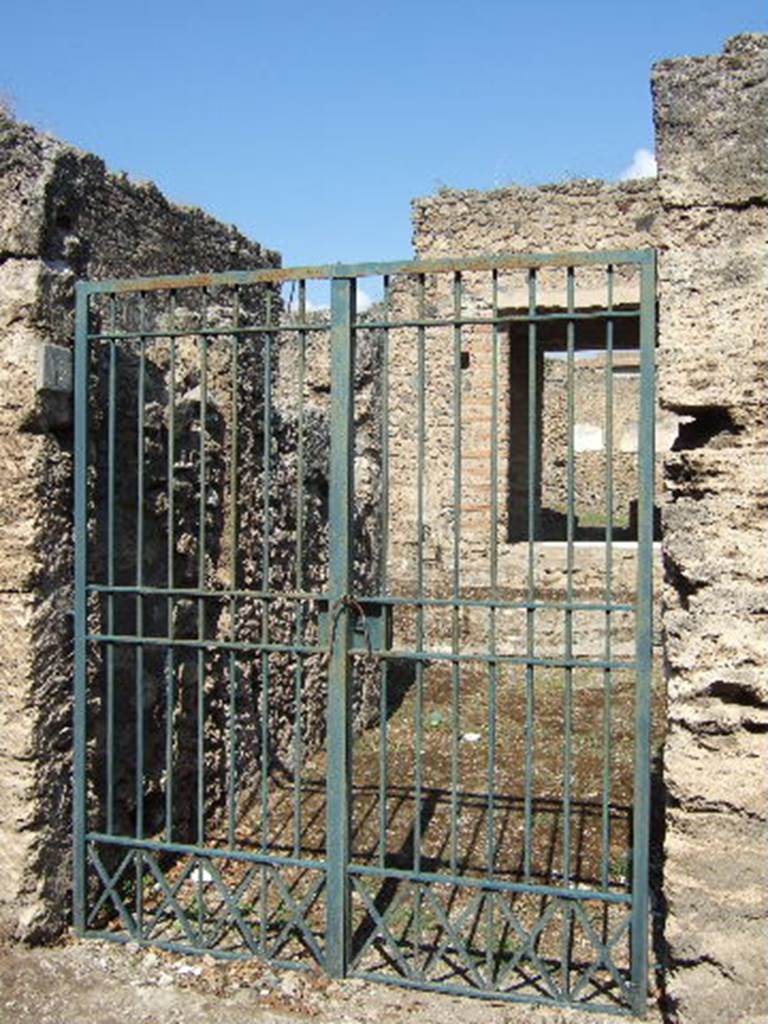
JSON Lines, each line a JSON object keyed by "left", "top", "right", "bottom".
{"left": 0, "top": 112, "right": 279, "bottom": 940}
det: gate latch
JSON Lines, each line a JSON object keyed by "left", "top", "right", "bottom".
{"left": 317, "top": 599, "right": 392, "bottom": 653}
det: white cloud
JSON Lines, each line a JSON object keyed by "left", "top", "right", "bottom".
{"left": 301, "top": 286, "right": 372, "bottom": 314}
{"left": 619, "top": 147, "right": 657, "bottom": 180}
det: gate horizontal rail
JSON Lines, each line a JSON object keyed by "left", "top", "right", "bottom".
{"left": 80, "top": 247, "right": 654, "bottom": 292}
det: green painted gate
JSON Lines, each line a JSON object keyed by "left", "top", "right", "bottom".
{"left": 74, "top": 250, "right": 656, "bottom": 1014}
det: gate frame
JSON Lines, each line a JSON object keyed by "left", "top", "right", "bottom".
{"left": 73, "top": 248, "right": 656, "bottom": 1016}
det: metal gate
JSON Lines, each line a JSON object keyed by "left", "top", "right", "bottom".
{"left": 74, "top": 249, "right": 656, "bottom": 1014}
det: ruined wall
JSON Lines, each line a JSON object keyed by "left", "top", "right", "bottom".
{"left": 0, "top": 111, "right": 279, "bottom": 941}
{"left": 413, "top": 176, "right": 661, "bottom": 258}
{"left": 409, "top": 179, "right": 666, "bottom": 658}
{"left": 652, "top": 34, "right": 768, "bottom": 1024}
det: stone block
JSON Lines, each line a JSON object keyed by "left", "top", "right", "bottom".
{"left": 0, "top": 258, "right": 43, "bottom": 330}
{"left": 0, "top": 591, "right": 37, "bottom": 931}
{"left": 0, "top": 432, "right": 47, "bottom": 591}
{"left": 667, "top": 959, "right": 767, "bottom": 1024}
{"left": 657, "top": 227, "right": 768, "bottom": 416}
{"left": 653, "top": 34, "right": 768, "bottom": 207}
{"left": 0, "top": 113, "right": 51, "bottom": 254}
{"left": 664, "top": 728, "right": 768, "bottom": 817}
{"left": 37, "top": 343, "right": 72, "bottom": 394}
{"left": 664, "top": 809, "right": 768, "bottom": 1024}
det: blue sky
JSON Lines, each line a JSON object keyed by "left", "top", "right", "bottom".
{"left": 2, "top": 1, "right": 766, "bottom": 268}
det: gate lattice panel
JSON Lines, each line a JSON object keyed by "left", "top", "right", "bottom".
{"left": 74, "top": 250, "right": 656, "bottom": 1014}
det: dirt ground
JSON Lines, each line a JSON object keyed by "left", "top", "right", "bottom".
{"left": 69, "top": 660, "right": 665, "bottom": 1018}
{"left": 0, "top": 937, "right": 664, "bottom": 1024}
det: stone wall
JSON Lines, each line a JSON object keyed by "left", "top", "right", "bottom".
{"left": 413, "top": 177, "right": 661, "bottom": 259}
{"left": 0, "top": 111, "right": 280, "bottom": 941}
{"left": 652, "top": 34, "right": 768, "bottom": 1024}
{"left": 407, "top": 180, "right": 667, "bottom": 659}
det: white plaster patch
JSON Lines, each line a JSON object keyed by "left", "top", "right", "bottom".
{"left": 619, "top": 421, "right": 639, "bottom": 453}
{"left": 574, "top": 423, "right": 603, "bottom": 451}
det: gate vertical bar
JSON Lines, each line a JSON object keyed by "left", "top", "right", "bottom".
{"left": 631, "top": 252, "right": 656, "bottom": 1015}
{"left": 106, "top": 297, "right": 117, "bottom": 837}
{"left": 327, "top": 275, "right": 356, "bottom": 978}
{"left": 377, "top": 275, "right": 391, "bottom": 869}
{"left": 72, "top": 281, "right": 90, "bottom": 934}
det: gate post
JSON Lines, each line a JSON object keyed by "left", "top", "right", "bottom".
{"left": 630, "top": 252, "right": 656, "bottom": 1015}
{"left": 72, "top": 282, "right": 89, "bottom": 936}
{"left": 326, "top": 275, "right": 356, "bottom": 977}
